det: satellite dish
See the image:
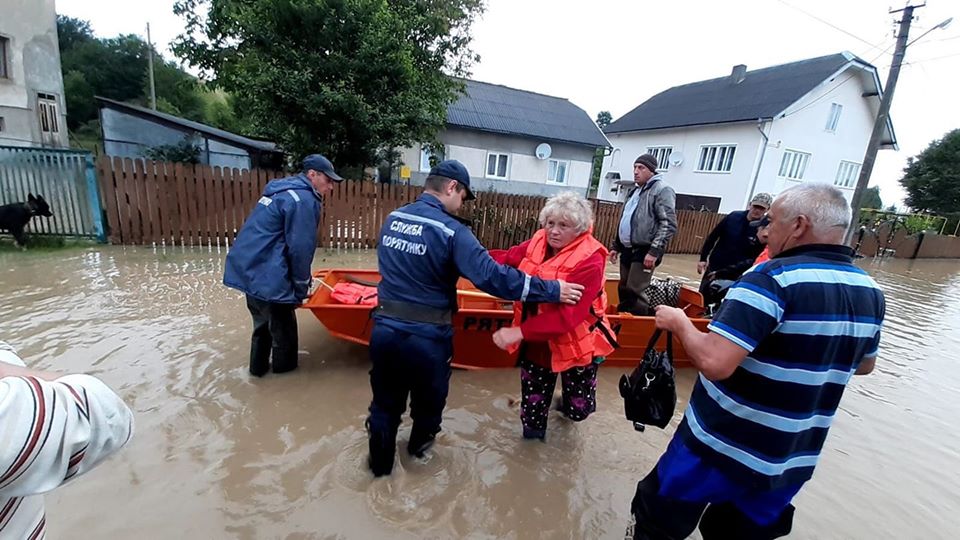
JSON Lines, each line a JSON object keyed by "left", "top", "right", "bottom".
{"left": 669, "top": 151, "right": 684, "bottom": 167}
{"left": 535, "top": 143, "right": 552, "bottom": 160}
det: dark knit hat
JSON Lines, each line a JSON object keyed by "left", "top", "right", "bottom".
{"left": 634, "top": 154, "right": 659, "bottom": 174}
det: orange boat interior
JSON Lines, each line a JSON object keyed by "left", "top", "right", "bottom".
{"left": 302, "top": 269, "right": 708, "bottom": 369}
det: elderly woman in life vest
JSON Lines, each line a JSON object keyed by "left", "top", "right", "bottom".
{"left": 489, "top": 192, "right": 618, "bottom": 440}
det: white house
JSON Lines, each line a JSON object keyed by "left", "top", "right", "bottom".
{"left": 599, "top": 52, "right": 897, "bottom": 213}
{"left": 397, "top": 79, "right": 610, "bottom": 197}
{"left": 0, "top": 0, "right": 69, "bottom": 148}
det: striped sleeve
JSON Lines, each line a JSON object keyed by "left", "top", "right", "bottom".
{"left": 707, "top": 270, "right": 785, "bottom": 352}
{"left": 0, "top": 373, "right": 134, "bottom": 498}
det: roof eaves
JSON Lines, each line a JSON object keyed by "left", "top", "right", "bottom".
{"left": 96, "top": 96, "right": 281, "bottom": 153}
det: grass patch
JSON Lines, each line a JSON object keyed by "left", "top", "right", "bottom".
{"left": 0, "top": 235, "right": 99, "bottom": 252}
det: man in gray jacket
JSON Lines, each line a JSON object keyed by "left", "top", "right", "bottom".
{"left": 610, "top": 154, "right": 678, "bottom": 315}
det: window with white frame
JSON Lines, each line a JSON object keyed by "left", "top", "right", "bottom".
{"left": 825, "top": 103, "right": 842, "bottom": 132}
{"left": 419, "top": 146, "right": 443, "bottom": 172}
{"left": 547, "top": 159, "right": 568, "bottom": 184}
{"left": 37, "top": 93, "right": 60, "bottom": 134}
{"left": 835, "top": 160, "right": 860, "bottom": 188}
{"left": 696, "top": 144, "right": 736, "bottom": 173}
{"left": 486, "top": 152, "right": 509, "bottom": 179}
{"left": 646, "top": 146, "right": 672, "bottom": 171}
{"left": 778, "top": 149, "right": 811, "bottom": 180}
{"left": 0, "top": 36, "right": 9, "bottom": 79}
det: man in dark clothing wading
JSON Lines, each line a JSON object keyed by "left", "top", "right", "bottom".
{"left": 224, "top": 154, "right": 342, "bottom": 376}
{"left": 367, "top": 159, "right": 584, "bottom": 477}
{"left": 697, "top": 192, "right": 771, "bottom": 304}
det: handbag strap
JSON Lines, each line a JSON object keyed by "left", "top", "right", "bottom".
{"left": 644, "top": 329, "right": 662, "bottom": 356}
{"left": 643, "top": 329, "right": 674, "bottom": 361}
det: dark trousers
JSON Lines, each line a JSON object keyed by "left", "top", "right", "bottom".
{"left": 245, "top": 295, "right": 299, "bottom": 376}
{"left": 518, "top": 357, "right": 597, "bottom": 438}
{"left": 628, "top": 469, "right": 795, "bottom": 540}
{"left": 617, "top": 244, "right": 656, "bottom": 315}
{"left": 367, "top": 322, "right": 452, "bottom": 476}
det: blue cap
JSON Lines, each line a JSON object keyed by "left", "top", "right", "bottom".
{"left": 302, "top": 154, "right": 343, "bottom": 182}
{"left": 429, "top": 159, "right": 475, "bottom": 200}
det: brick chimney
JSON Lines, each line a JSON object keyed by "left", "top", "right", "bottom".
{"left": 731, "top": 64, "right": 747, "bottom": 84}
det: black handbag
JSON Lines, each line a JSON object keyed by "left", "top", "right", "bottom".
{"left": 618, "top": 329, "right": 677, "bottom": 432}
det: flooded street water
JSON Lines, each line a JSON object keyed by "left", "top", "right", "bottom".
{"left": 1, "top": 246, "right": 958, "bottom": 539}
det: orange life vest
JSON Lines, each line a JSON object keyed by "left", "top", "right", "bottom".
{"left": 754, "top": 247, "right": 770, "bottom": 264}
{"left": 330, "top": 282, "right": 378, "bottom": 305}
{"left": 507, "top": 229, "right": 618, "bottom": 372}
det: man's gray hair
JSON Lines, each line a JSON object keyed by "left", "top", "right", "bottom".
{"left": 539, "top": 191, "right": 594, "bottom": 234}
{"left": 775, "top": 183, "right": 852, "bottom": 234}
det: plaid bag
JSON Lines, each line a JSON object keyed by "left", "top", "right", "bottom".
{"left": 644, "top": 277, "right": 680, "bottom": 308}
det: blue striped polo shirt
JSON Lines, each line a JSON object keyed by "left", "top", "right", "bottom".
{"left": 676, "top": 243, "right": 885, "bottom": 490}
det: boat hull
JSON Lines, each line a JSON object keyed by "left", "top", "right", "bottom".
{"left": 302, "top": 269, "right": 709, "bottom": 370}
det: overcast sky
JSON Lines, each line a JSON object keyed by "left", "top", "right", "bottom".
{"left": 57, "top": 0, "right": 959, "bottom": 207}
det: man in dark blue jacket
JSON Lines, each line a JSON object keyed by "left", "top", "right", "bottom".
{"left": 367, "top": 160, "right": 585, "bottom": 476}
{"left": 224, "top": 154, "right": 342, "bottom": 376}
{"left": 697, "top": 193, "right": 771, "bottom": 304}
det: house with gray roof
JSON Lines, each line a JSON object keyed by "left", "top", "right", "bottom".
{"left": 599, "top": 52, "right": 897, "bottom": 212}
{"left": 398, "top": 79, "right": 610, "bottom": 197}
{"left": 97, "top": 97, "right": 284, "bottom": 170}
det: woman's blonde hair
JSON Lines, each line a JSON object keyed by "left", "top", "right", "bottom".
{"left": 539, "top": 191, "right": 594, "bottom": 234}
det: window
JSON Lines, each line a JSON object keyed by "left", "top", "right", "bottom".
{"left": 547, "top": 159, "right": 568, "bottom": 184}
{"left": 419, "top": 146, "right": 443, "bottom": 172}
{"left": 0, "top": 117, "right": 5, "bottom": 132}
{"left": 835, "top": 160, "right": 861, "bottom": 188}
{"left": 825, "top": 103, "right": 842, "bottom": 132}
{"left": 696, "top": 144, "right": 736, "bottom": 173}
{"left": 0, "top": 36, "right": 8, "bottom": 79}
{"left": 486, "top": 152, "right": 509, "bottom": 179}
{"left": 646, "top": 146, "right": 672, "bottom": 171}
{"left": 37, "top": 93, "right": 59, "bottom": 134}
{"left": 778, "top": 149, "right": 811, "bottom": 180}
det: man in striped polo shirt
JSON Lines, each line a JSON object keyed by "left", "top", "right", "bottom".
{"left": 628, "top": 183, "right": 885, "bottom": 539}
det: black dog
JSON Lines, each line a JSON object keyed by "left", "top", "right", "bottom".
{"left": 0, "top": 193, "right": 54, "bottom": 246}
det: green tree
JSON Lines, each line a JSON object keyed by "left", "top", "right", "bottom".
{"left": 172, "top": 0, "right": 485, "bottom": 167}
{"left": 900, "top": 128, "right": 960, "bottom": 214}
{"left": 62, "top": 70, "right": 96, "bottom": 130}
{"left": 596, "top": 111, "right": 612, "bottom": 129}
{"left": 861, "top": 186, "right": 883, "bottom": 210}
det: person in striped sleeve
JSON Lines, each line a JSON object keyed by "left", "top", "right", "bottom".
{"left": 0, "top": 341, "right": 134, "bottom": 539}
{"left": 627, "top": 183, "right": 885, "bottom": 540}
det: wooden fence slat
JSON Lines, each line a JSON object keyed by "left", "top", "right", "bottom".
{"left": 97, "top": 156, "right": 121, "bottom": 243}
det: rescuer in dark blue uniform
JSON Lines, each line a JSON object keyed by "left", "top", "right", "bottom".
{"left": 367, "top": 160, "right": 585, "bottom": 476}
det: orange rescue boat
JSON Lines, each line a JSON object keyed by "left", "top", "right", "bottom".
{"left": 302, "top": 268, "right": 710, "bottom": 370}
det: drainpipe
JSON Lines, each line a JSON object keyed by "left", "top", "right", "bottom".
{"left": 746, "top": 118, "right": 771, "bottom": 203}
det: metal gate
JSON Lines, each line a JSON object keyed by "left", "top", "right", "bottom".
{"left": 0, "top": 145, "right": 106, "bottom": 241}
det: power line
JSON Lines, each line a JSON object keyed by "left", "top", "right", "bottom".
{"left": 779, "top": 41, "right": 896, "bottom": 118}
{"left": 774, "top": 0, "right": 890, "bottom": 53}
{"left": 904, "top": 51, "right": 960, "bottom": 64}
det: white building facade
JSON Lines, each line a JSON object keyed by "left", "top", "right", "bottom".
{"left": 0, "top": 0, "right": 68, "bottom": 148}
{"left": 600, "top": 53, "right": 896, "bottom": 213}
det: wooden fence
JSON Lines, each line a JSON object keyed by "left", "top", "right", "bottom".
{"left": 97, "top": 158, "right": 724, "bottom": 253}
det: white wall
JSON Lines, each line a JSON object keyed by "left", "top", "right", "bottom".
{"left": 600, "top": 123, "right": 762, "bottom": 212}
{"left": 397, "top": 127, "right": 598, "bottom": 197}
{"left": 753, "top": 68, "right": 879, "bottom": 206}
{"left": 0, "top": 0, "right": 68, "bottom": 148}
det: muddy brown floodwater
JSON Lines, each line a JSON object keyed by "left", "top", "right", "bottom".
{"left": 1, "top": 246, "right": 958, "bottom": 539}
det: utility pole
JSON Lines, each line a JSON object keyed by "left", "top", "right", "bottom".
{"left": 845, "top": 3, "right": 922, "bottom": 244}
{"left": 146, "top": 22, "right": 157, "bottom": 110}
